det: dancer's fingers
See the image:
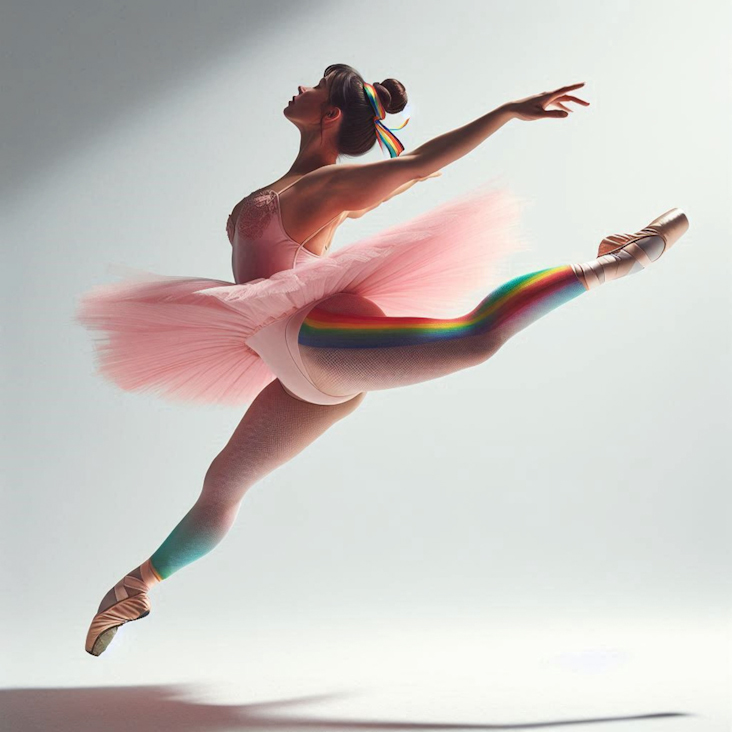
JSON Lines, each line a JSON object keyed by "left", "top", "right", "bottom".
{"left": 549, "top": 82, "right": 585, "bottom": 100}
{"left": 556, "top": 94, "right": 590, "bottom": 106}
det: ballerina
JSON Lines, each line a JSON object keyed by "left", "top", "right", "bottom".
{"left": 78, "top": 63, "right": 688, "bottom": 656}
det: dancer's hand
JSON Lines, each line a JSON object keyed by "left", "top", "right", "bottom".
{"left": 508, "top": 83, "right": 589, "bottom": 121}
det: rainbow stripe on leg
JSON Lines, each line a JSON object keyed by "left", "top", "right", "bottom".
{"left": 298, "top": 265, "right": 586, "bottom": 349}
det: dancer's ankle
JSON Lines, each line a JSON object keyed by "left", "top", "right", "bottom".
{"left": 127, "top": 558, "right": 163, "bottom": 590}
{"left": 572, "top": 234, "right": 668, "bottom": 291}
{"left": 571, "top": 263, "right": 591, "bottom": 291}
{"left": 140, "top": 557, "right": 163, "bottom": 588}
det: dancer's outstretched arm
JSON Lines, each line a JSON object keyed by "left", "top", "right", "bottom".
{"left": 331, "top": 81, "right": 588, "bottom": 214}
{"left": 278, "top": 81, "right": 587, "bottom": 235}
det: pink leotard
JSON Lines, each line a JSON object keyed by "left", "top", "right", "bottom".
{"left": 227, "top": 180, "right": 338, "bottom": 284}
{"left": 227, "top": 178, "right": 359, "bottom": 405}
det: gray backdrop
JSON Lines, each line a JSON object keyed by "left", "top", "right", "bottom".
{"left": 2, "top": 1, "right": 730, "bottom": 729}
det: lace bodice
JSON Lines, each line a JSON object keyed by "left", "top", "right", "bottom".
{"left": 226, "top": 185, "right": 341, "bottom": 285}
{"left": 226, "top": 189, "right": 279, "bottom": 242}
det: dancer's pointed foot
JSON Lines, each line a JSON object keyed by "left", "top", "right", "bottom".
{"left": 572, "top": 208, "right": 689, "bottom": 290}
{"left": 85, "top": 558, "right": 162, "bottom": 656}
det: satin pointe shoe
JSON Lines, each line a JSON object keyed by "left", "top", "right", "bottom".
{"left": 574, "top": 208, "right": 690, "bottom": 290}
{"left": 85, "top": 560, "right": 159, "bottom": 656}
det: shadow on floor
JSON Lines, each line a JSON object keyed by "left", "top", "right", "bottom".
{"left": 1, "top": 684, "right": 694, "bottom": 732}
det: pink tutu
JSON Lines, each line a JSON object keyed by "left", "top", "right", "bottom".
{"left": 75, "top": 181, "right": 531, "bottom": 407}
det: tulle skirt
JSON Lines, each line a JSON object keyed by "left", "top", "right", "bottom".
{"left": 75, "top": 181, "right": 532, "bottom": 407}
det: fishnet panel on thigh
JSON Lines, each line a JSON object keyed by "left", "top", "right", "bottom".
{"left": 299, "top": 336, "right": 491, "bottom": 396}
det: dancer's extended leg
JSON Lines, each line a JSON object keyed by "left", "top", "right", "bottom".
{"left": 152, "top": 383, "right": 363, "bottom": 578}
{"left": 298, "top": 264, "right": 588, "bottom": 396}
{"left": 298, "top": 209, "right": 688, "bottom": 397}
{"left": 94, "top": 381, "right": 364, "bottom": 613}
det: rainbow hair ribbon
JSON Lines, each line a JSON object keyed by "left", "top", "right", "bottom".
{"left": 362, "top": 82, "right": 410, "bottom": 158}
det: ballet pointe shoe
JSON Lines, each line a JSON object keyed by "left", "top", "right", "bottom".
{"left": 574, "top": 208, "right": 690, "bottom": 290}
{"left": 84, "top": 559, "right": 160, "bottom": 656}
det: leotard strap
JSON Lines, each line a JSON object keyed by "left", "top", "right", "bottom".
{"left": 273, "top": 176, "right": 343, "bottom": 248}
{"left": 275, "top": 177, "right": 303, "bottom": 195}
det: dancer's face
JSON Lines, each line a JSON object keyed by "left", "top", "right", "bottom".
{"left": 284, "top": 74, "right": 340, "bottom": 129}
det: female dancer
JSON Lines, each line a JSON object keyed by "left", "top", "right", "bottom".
{"left": 80, "top": 64, "right": 688, "bottom": 656}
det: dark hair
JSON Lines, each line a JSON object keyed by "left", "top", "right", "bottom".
{"left": 322, "top": 63, "right": 408, "bottom": 157}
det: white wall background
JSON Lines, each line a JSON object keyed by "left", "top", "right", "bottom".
{"left": 2, "top": 1, "right": 730, "bottom": 729}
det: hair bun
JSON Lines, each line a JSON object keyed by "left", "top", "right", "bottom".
{"left": 374, "top": 79, "right": 408, "bottom": 115}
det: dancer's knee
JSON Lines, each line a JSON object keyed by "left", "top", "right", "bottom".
{"left": 471, "top": 328, "right": 507, "bottom": 365}
{"left": 199, "top": 454, "right": 252, "bottom": 506}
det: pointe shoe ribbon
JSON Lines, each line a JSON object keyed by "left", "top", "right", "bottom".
{"left": 597, "top": 228, "right": 662, "bottom": 260}
{"left": 577, "top": 208, "right": 689, "bottom": 290}
{"left": 598, "top": 208, "right": 689, "bottom": 258}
